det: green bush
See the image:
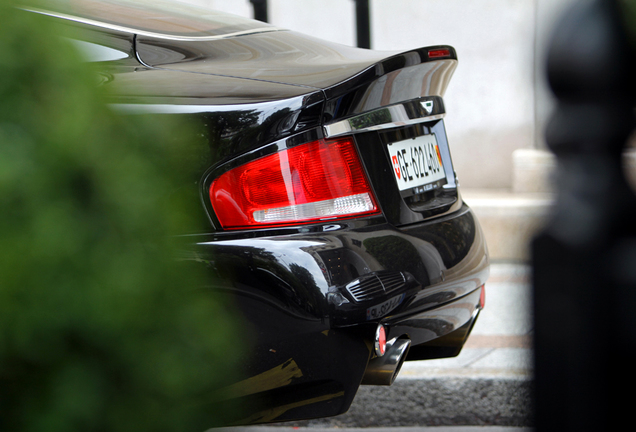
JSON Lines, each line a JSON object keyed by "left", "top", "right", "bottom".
{"left": 0, "top": 2, "right": 241, "bottom": 431}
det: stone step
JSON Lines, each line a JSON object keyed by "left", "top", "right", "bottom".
{"left": 461, "top": 147, "right": 636, "bottom": 262}
{"left": 462, "top": 189, "right": 553, "bottom": 262}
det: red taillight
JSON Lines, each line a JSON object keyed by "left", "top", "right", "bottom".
{"left": 428, "top": 48, "right": 451, "bottom": 59}
{"left": 479, "top": 285, "right": 486, "bottom": 309}
{"left": 210, "top": 137, "right": 380, "bottom": 230}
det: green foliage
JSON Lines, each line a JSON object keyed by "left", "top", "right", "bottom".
{"left": 0, "top": 2, "right": 241, "bottom": 431}
{"left": 621, "top": 0, "right": 636, "bottom": 48}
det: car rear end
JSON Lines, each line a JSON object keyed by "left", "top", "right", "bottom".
{"left": 191, "top": 44, "right": 489, "bottom": 422}
{"left": 35, "top": 0, "right": 489, "bottom": 424}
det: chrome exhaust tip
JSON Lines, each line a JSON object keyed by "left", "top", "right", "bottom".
{"left": 361, "top": 338, "right": 411, "bottom": 386}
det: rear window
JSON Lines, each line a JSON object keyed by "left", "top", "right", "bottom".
{"left": 39, "top": 0, "right": 274, "bottom": 38}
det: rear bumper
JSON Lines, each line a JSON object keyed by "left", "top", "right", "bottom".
{"left": 190, "top": 202, "right": 488, "bottom": 327}
{"left": 184, "top": 203, "right": 488, "bottom": 423}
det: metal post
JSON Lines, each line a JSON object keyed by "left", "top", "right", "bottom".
{"left": 250, "top": 0, "right": 268, "bottom": 23}
{"left": 533, "top": 0, "right": 636, "bottom": 430}
{"left": 355, "top": 0, "right": 371, "bottom": 49}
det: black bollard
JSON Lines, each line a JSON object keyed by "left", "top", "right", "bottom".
{"left": 533, "top": 0, "right": 636, "bottom": 430}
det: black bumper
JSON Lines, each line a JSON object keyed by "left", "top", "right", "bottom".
{"left": 185, "top": 203, "right": 488, "bottom": 424}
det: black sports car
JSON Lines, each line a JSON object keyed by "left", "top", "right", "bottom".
{"left": 32, "top": 0, "right": 489, "bottom": 425}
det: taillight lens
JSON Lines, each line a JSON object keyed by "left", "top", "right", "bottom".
{"left": 210, "top": 137, "right": 380, "bottom": 230}
{"left": 428, "top": 48, "right": 452, "bottom": 59}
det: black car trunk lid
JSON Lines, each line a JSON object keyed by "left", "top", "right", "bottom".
{"left": 136, "top": 29, "right": 461, "bottom": 228}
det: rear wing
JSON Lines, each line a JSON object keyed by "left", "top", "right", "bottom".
{"left": 321, "top": 46, "right": 457, "bottom": 138}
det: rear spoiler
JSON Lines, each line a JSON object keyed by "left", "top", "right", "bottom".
{"left": 322, "top": 45, "right": 457, "bottom": 135}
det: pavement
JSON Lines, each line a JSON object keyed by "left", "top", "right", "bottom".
{"left": 222, "top": 428, "right": 532, "bottom": 432}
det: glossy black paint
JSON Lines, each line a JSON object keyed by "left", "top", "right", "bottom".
{"left": 135, "top": 29, "right": 457, "bottom": 126}
{"left": 185, "top": 204, "right": 487, "bottom": 422}
{"left": 38, "top": 2, "right": 488, "bottom": 425}
{"left": 136, "top": 30, "right": 456, "bottom": 89}
{"left": 191, "top": 205, "right": 485, "bottom": 321}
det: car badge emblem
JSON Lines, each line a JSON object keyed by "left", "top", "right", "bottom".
{"left": 421, "top": 100, "right": 434, "bottom": 115}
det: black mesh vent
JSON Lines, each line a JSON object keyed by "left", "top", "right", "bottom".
{"left": 344, "top": 271, "right": 406, "bottom": 302}
{"left": 380, "top": 271, "right": 407, "bottom": 293}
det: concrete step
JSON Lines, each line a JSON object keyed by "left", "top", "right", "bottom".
{"left": 465, "top": 147, "right": 636, "bottom": 262}
{"left": 462, "top": 188, "right": 553, "bottom": 262}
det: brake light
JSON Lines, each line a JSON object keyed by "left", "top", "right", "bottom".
{"left": 210, "top": 137, "right": 380, "bottom": 230}
{"left": 428, "top": 48, "right": 451, "bottom": 59}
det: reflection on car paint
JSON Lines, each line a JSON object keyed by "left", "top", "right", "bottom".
{"left": 223, "top": 358, "right": 303, "bottom": 399}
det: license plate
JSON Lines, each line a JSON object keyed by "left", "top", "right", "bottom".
{"left": 366, "top": 293, "right": 405, "bottom": 320}
{"left": 387, "top": 134, "right": 447, "bottom": 192}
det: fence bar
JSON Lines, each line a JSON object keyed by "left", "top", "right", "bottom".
{"left": 355, "top": 0, "right": 371, "bottom": 49}
{"left": 250, "top": 0, "right": 268, "bottom": 23}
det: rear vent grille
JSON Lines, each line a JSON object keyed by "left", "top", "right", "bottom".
{"left": 380, "top": 272, "right": 407, "bottom": 293}
{"left": 345, "top": 271, "right": 407, "bottom": 302}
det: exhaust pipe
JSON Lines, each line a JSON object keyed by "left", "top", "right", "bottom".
{"left": 361, "top": 338, "right": 411, "bottom": 386}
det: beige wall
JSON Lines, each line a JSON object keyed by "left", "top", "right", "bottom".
{"left": 178, "top": 0, "right": 577, "bottom": 189}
